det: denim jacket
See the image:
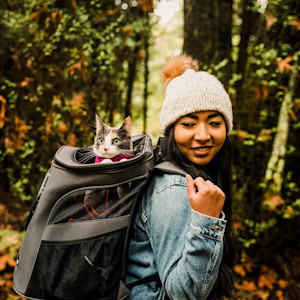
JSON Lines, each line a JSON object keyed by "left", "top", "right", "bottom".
{"left": 125, "top": 172, "right": 227, "bottom": 300}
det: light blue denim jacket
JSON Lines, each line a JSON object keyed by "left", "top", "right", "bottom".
{"left": 125, "top": 172, "right": 227, "bottom": 300}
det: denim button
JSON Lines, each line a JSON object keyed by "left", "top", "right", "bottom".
{"left": 210, "top": 225, "right": 223, "bottom": 232}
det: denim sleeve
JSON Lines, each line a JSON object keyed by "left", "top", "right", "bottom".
{"left": 143, "top": 174, "right": 227, "bottom": 300}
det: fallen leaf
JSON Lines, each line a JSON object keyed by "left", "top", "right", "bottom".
{"left": 278, "top": 279, "right": 288, "bottom": 288}
{"left": 235, "top": 280, "right": 257, "bottom": 291}
{"left": 276, "top": 290, "right": 285, "bottom": 300}
{"left": 6, "top": 234, "right": 19, "bottom": 246}
{"left": 258, "top": 274, "right": 274, "bottom": 289}
{"left": 234, "top": 264, "right": 246, "bottom": 277}
{"left": 255, "top": 290, "right": 269, "bottom": 300}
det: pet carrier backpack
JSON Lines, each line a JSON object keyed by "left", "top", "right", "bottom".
{"left": 13, "top": 134, "right": 186, "bottom": 300}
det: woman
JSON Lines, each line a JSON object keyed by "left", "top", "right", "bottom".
{"left": 125, "top": 54, "right": 234, "bottom": 299}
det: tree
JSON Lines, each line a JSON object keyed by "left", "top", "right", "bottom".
{"left": 183, "top": 0, "right": 233, "bottom": 85}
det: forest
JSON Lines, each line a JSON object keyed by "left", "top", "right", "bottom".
{"left": 0, "top": 0, "right": 299, "bottom": 299}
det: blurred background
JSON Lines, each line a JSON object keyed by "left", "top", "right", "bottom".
{"left": 0, "top": 0, "right": 299, "bottom": 299}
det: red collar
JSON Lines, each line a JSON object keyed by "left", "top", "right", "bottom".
{"left": 95, "top": 153, "right": 132, "bottom": 163}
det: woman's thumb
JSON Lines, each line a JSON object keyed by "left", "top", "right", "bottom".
{"left": 186, "top": 174, "right": 195, "bottom": 197}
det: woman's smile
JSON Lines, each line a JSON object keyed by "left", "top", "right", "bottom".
{"left": 174, "top": 111, "right": 227, "bottom": 166}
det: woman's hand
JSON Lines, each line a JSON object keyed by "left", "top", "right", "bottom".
{"left": 186, "top": 174, "right": 225, "bottom": 218}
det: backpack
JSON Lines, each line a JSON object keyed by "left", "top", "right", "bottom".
{"left": 13, "top": 134, "right": 186, "bottom": 300}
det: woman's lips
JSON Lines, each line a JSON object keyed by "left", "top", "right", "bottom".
{"left": 190, "top": 146, "right": 213, "bottom": 155}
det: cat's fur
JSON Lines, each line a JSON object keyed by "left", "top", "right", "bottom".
{"left": 89, "top": 115, "right": 133, "bottom": 206}
{"left": 93, "top": 115, "right": 133, "bottom": 163}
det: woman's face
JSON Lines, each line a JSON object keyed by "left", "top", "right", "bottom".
{"left": 174, "top": 111, "right": 227, "bottom": 166}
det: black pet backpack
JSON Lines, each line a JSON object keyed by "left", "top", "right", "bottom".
{"left": 13, "top": 134, "right": 186, "bottom": 300}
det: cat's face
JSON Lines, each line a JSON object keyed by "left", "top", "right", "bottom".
{"left": 93, "top": 115, "right": 132, "bottom": 159}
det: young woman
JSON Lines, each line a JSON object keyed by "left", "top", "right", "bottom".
{"left": 125, "top": 54, "right": 234, "bottom": 299}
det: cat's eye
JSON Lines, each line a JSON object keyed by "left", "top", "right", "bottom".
{"left": 113, "top": 138, "right": 119, "bottom": 145}
{"left": 98, "top": 138, "right": 104, "bottom": 145}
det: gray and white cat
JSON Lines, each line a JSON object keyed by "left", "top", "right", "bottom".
{"left": 93, "top": 115, "right": 133, "bottom": 164}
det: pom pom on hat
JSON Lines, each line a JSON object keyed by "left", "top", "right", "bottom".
{"left": 161, "top": 54, "right": 199, "bottom": 90}
{"left": 160, "top": 54, "right": 233, "bottom": 135}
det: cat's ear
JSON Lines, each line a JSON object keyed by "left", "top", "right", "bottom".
{"left": 95, "top": 114, "right": 105, "bottom": 131}
{"left": 121, "top": 116, "right": 132, "bottom": 135}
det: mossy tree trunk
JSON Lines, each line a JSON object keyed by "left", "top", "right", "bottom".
{"left": 264, "top": 68, "right": 297, "bottom": 194}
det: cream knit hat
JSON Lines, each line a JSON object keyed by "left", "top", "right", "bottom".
{"left": 160, "top": 55, "right": 233, "bottom": 135}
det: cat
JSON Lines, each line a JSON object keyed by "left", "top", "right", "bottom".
{"left": 93, "top": 115, "right": 133, "bottom": 164}
{"left": 82, "top": 115, "right": 133, "bottom": 217}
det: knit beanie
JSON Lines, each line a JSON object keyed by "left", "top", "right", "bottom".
{"left": 160, "top": 54, "right": 233, "bottom": 135}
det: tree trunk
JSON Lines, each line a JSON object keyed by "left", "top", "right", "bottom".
{"left": 183, "top": 0, "right": 216, "bottom": 66}
{"left": 234, "top": 0, "right": 259, "bottom": 116}
{"left": 125, "top": 46, "right": 139, "bottom": 118}
{"left": 264, "top": 69, "right": 297, "bottom": 194}
{"left": 216, "top": 0, "right": 233, "bottom": 86}
{"left": 183, "top": 0, "right": 232, "bottom": 84}
{"left": 143, "top": 31, "right": 149, "bottom": 134}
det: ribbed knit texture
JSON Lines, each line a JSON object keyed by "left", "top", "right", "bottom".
{"left": 160, "top": 69, "right": 233, "bottom": 134}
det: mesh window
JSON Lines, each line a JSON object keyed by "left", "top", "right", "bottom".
{"left": 48, "top": 180, "right": 144, "bottom": 224}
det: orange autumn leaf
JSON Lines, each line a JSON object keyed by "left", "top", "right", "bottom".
{"left": 276, "top": 290, "right": 285, "bottom": 300}
{"left": 0, "top": 254, "right": 16, "bottom": 271}
{"left": 31, "top": 4, "right": 48, "bottom": 22}
{"left": 255, "top": 290, "right": 270, "bottom": 300}
{"left": 236, "top": 129, "right": 248, "bottom": 142}
{"left": 20, "top": 77, "right": 33, "bottom": 87}
{"left": 289, "top": 110, "right": 297, "bottom": 122}
{"left": 258, "top": 274, "right": 275, "bottom": 289}
{"left": 270, "top": 195, "right": 285, "bottom": 208}
{"left": 292, "top": 17, "right": 300, "bottom": 30}
{"left": 5, "top": 234, "right": 19, "bottom": 246}
{"left": 51, "top": 11, "right": 63, "bottom": 22}
{"left": 107, "top": 8, "right": 119, "bottom": 15}
{"left": 26, "top": 56, "right": 35, "bottom": 69}
{"left": 235, "top": 280, "right": 257, "bottom": 291}
{"left": 57, "top": 123, "right": 68, "bottom": 133}
{"left": 264, "top": 12, "right": 276, "bottom": 30}
{"left": 71, "top": 0, "right": 77, "bottom": 9}
{"left": 122, "top": 25, "right": 134, "bottom": 36}
{"left": 67, "top": 134, "right": 77, "bottom": 146}
{"left": 0, "top": 95, "right": 7, "bottom": 127}
{"left": 68, "top": 62, "right": 81, "bottom": 75}
{"left": 69, "top": 94, "right": 84, "bottom": 107}
{"left": 259, "top": 129, "right": 272, "bottom": 140}
{"left": 138, "top": 49, "right": 146, "bottom": 59}
{"left": 140, "top": 0, "right": 154, "bottom": 13}
{"left": 234, "top": 264, "right": 246, "bottom": 277}
{"left": 233, "top": 221, "right": 243, "bottom": 230}
{"left": 278, "top": 56, "right": 293, "bottom": 73}
{"left": 278, "top": 279, "right": 288, "bottom": 288}
{"left": 5, "top": 117, "right": 29, "bottom": 152}
{"left": 264, "top": 193, "right": 285, "bottom": 209}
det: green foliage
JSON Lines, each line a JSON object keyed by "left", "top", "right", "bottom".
{"left": 0, "top": 229, "right": 25, "bottom": 259}
{"left": 0, "top": 0, "right": 151, "bottom": 201}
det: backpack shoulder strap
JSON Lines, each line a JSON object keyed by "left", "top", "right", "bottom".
{"left": 154, "top": 161, "right": 187, "bottom": 176}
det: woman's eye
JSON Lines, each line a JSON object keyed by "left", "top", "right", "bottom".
{"left": 182, "top": 122, "right": 194, "bottom": 127}
{"left": 209, "top": 121, "right": 221, "bottom": 127}
{"left": 113, "top": 138, "right": 119, "bottom": 145}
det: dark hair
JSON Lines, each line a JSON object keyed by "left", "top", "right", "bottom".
{"left": 161, "top": 124, "right": 235, "bottom": 298}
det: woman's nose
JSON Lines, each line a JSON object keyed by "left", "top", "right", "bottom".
{"left": 194, "top": 125, "right": 211, "bottom": 141}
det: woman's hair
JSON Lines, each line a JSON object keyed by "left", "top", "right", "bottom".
{"left": 161, "top": 124, "right": 235, "bottom": 298}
